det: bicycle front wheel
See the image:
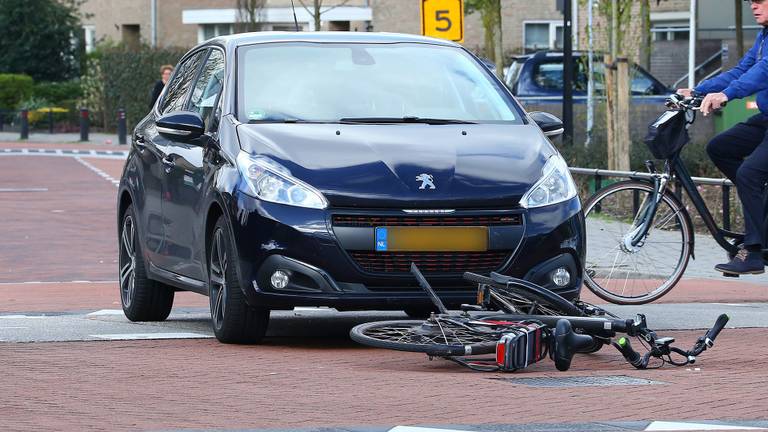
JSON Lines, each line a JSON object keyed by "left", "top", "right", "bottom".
{"left": 350, "top": 319, "right": 500, "bottom": 356}
{"left": 583, "top": 180, "right": 692, "bottom": 304}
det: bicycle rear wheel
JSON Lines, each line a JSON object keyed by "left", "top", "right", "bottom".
{"left": 464, "top": 272, "right": 584, "bottom": 316}
{"left": 583, "top": 180, "right": 692, "bottom": 304}
{"left": 350, "top": 319, "right": 500, "bottom": 356}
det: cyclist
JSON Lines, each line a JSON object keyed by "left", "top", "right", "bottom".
{"left": 678, "top": 0, "right": 768, "bottom": 275}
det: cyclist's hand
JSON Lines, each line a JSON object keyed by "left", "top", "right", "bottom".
{"left": 701, "top": 92, "right": 728, "bottom": 116}
{"left": 676, "top": 88, "right": 694, "bottom": 98}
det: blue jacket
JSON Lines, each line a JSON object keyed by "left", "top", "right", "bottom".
{"left": 695, "top": 28, "right": 768, "bottom": 114}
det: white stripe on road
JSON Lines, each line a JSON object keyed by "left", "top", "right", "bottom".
{"left": 645, "top": 421, "right": 766, "bottom": 431}
{"left": 74, "top": 156, "right": 121, "bottom": 188}
{"left": 0, "top": 188, "right": 48, "bottom": 192}
{"left": 90, "top": 332, "right": 212, "bottom": 340}
{"left": 0, "top": 280, "right": 117, "bottom": 286}
{"left": 389, "top": 428, "right": 474, "bottom": 432}
{"left": 86, "top": 309, "right": 124, "bottom": 317}
{"left": 0, "top": 148, "right": 128, "bottom": 159}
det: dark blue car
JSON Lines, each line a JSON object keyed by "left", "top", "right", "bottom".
{"left": 505, "top": 51, "right": 672, "bottom": 105}
{"left": 117, "top": 32, "right": 585, "bottom": 344}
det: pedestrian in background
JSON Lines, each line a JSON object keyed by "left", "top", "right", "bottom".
{"left": 149, "top": 64, "right": 174, "bottom": 109}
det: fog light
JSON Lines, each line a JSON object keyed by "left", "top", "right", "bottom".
{"left": 552, "top": 267, "right": 570, "bottom": 287}
{"left": 270, "top": 270, "right": 290, "bottom": 289}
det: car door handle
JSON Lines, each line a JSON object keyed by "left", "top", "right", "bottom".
{"left": 162, "top": 155, "right": 175, "bottom": 172}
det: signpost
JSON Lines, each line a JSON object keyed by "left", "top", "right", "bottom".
{"left": 420, "top": 0, "right": 464, "bottom": 43}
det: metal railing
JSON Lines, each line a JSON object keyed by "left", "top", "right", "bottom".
{"left": 672, "top": 48, "right": 725, "bottom": 89}
{"left": 0, "top": 108, "right": 128, "bottom": 143}
{"left": 570, "top": 166, "right": 736, "bottom": 231}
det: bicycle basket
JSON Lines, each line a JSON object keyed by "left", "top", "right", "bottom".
{"left": 645, "top": 109, "right": 689, "bottom": 159}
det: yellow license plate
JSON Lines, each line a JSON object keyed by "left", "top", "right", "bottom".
{"left": 375, "top": 226, "right": 488, "bottom": 252}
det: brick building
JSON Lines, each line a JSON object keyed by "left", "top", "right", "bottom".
{"left": 80, "top": 0, "right": 753, "bottom": 85}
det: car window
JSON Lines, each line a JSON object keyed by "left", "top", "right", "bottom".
{"left": 237, "top": 42, "right": 522, "bottom": 123}
{"left": 188, "top": 49, "right": 225, "bottom": 128}
{"left": 532, "top": 61, "right": 588, "bottom": 92}
{"left": 631, "top": 69, "right": 658, "bottom": 95}
{"left": 160, "top": 49, "right": 208, "bottom": 114}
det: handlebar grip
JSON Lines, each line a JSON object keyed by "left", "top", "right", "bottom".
{"left": 704, "top": 314, "right": 729, "bottom": 347}
{"left": 613, "top": 337, "right": 646, "bottom": 369}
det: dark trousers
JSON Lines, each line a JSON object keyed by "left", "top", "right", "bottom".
{"left": 707, "top": 114, "right": 768, "bottom": 247}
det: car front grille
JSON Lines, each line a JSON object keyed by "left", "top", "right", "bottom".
{"left": 348, "top": 250, "right": 511, "bottom": 274}
{"left": 332, "top": 214, "right": 521, "bottom": 228}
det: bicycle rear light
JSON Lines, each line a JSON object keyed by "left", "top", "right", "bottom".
{"left": 495, "top": 322, "right": 548, "bottom": 372}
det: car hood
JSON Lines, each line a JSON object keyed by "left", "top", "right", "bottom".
{"left": 236, "top": 123, "right": 555, "bottom": 208}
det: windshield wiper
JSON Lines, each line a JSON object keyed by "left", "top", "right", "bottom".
{"left": 338, "top": 116, "right": 477, "bottom": 125}
{"left": 248, "top": 118, "right": 322, "bottom": 124}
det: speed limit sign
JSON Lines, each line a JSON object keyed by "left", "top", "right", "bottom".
{"left": 421, "top": 0, "right": 464, "bottom": 43}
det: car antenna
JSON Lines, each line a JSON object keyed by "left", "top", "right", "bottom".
{"left": 290, "top": 0, "right": 300, "bottom": 31}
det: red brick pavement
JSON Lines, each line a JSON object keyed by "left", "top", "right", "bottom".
{"left": 1, "top": 328, "right": 765, "bottom": 431}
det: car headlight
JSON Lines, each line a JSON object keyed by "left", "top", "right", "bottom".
{"left": 237, "top": 152, "right": 328, "bottom": 209}
{"left": 520, "top": 154, "right": 577, "bottom": 208}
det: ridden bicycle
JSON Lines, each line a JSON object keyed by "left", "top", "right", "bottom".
{"left": 583, "top": 94, "right": 768, "bottom": 305}
{"left": 350, "top": 264, "right": 728, "bottom": 372}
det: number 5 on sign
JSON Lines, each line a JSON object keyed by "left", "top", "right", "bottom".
{"left": 421, "top": 0, "right": 464, "bottom": 43}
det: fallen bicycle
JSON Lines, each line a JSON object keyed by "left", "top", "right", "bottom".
{"left": 350, "top": 264, "right": 728, "bottom": 372}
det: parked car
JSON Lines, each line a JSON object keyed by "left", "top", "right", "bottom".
{"left": 117, "top": 32, "right": 585, "bottom": 344}
{"left": 505, "top": 51, "right": 672, "bottom": 104}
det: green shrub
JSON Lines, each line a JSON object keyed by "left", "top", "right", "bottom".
{"left": 0, "top": 73, "right": 33, "bottom": 110}
{"left": 33, "top": 80, "right": 83, "bottom": 105}
{"left": 95, "top": 44, "right": 187, "bottom": 130}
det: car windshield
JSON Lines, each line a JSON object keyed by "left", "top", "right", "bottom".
{"left": 237, "top": 42, "right": 522, "bottom": 124}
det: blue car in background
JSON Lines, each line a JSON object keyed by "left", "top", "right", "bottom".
{"left": 504, "top": 51, "right": 672, "bottom": 105}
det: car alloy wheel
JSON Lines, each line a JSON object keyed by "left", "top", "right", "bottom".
{"left": 119, "top": 214, "right": 137, "bottom": 308}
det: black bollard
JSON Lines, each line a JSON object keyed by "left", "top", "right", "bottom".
{"left": 48, "top": 108, "right": 54, "bottom": 134}
{"left": 20, "top": 110, "right": 29, "bottom": 140}
{"left": 117, "top": 108, "right": 127, "bottom": 145}
{"left": 0, "top": 110, "right": 4, "bottom": 132}
{"left": 80, "top": 108, "right": 89, "bottom": 142}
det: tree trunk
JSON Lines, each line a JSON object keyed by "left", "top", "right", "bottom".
{"left": 616, "top": 58, "right": 631, "bottom": 171}
{"left": 492, "top": 0, "right": 503, "bottom": 79}
{"left": 605, "top": 55, "right": 616, "bottom": 170}
{"left": 639, "top": 0, "right": 651, "bottom": 70}
{"left": 314, "top": 0, "right": 322, "bottom": 31}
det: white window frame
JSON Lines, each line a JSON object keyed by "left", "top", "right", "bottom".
{"left": 83, "top": 25, "right": 96, "bottom": 53}
{"left": 197, "top": 24, "right": 234, "bottom": 43}
{"left": 522, "top": 20, "right": 563, "bottom": 53}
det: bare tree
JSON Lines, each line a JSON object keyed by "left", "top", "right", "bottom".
{"left": 466, "top": 0, "right": 503, "bottom": 79}
{"left": 235, "top": 0, "right": 267, "bottom": 33}
{"left": 297, "top": 0, "right": 352, "bottom": 31}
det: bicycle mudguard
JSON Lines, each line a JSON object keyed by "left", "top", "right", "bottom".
{"left": 495, "top": 322, "right": 548, "bottom": 372}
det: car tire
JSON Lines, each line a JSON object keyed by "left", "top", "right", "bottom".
{"left": 208, "top": 215, "right": 270, "bottom": 344}
{"left": 119, "top": 205, "right": 175, "bottom": 321}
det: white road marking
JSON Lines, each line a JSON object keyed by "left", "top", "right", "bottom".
{"left": 0, "top": 315, "right": 48, "bottom": 319}
{"left": 389, "top": 427, "right": 473, "bottom": 432}
{"left": 0, "top": 280, "right": 117, "bottom": 286}
{"left": 0, "top": 149, "right": 127, "bottom": 159}
{"left": 0, "top": 327, "right": 29, "bottom": 330}
{"left": 645, "top": 421, "right": 766, "bottom": 431}
{"left": 75, "top": 156, "right": 120, "bottom": 188}
{"left": 86, "top": 309, "right": 124, "bottom": 317}
{"left": 90, "top": 332, "right": 212, "bottom": 340}
{"left": 0, "top": 188, "right": 48, "bottom": 192}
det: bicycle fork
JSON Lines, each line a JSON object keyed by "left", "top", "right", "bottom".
{"left": 622, "top": 161, "right": 670, "bottom": 253}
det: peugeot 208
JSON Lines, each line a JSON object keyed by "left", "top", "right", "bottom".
{"left": 117, "top": 32, "right": 583, "bottom": 344}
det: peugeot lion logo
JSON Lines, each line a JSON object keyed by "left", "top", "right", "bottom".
{"left": 416, "top": 173, "right": 436, "bottom": 190}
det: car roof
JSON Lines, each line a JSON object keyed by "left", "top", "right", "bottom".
{"left": 207, "top": 31, "right": 461, "bottom": 50}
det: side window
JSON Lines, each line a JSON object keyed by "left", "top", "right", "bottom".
{"left": 631, "top": 68, "right": 657, "bottom": 95}
{"left": 188, "top": 50, "right": 225, "bottom": 128}
{"left": 160, "top": 50, "right": 208, "bottom": 114}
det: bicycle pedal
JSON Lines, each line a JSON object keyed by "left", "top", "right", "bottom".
{"left": 722, "top": 272, "right": 740, "bottom": 278}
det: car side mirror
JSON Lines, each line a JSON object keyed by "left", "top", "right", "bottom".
{"left": 529, "top": 111, "right": 564, "bottom": 138}
{"left": 156, "top": 111, "right": 205, "bottom": 142}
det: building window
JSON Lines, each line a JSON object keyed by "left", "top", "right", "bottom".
{"left": 524, "top": 21, "right": 564, "bottom": 53}
{"left": 83, "top": 25, "right": 96, "bottom": 53}
{"left": 652, "top": 26, "right": 690, "bottom": 41}
{"left": 199, "top": 24, "right": 233, "bottom": 43}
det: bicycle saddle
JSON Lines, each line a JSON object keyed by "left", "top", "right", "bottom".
{"left": 552, "top": 319, "right": 595, "bottom": 371}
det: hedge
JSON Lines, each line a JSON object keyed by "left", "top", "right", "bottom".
{"left": 0, "top": 73, "right": 33, "bottom": 110}
{"left": 33, "top": 80, "right": 83, "bottom": 105}
{"left": 96, "top": 45, "right": 187, "bottom": 130}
